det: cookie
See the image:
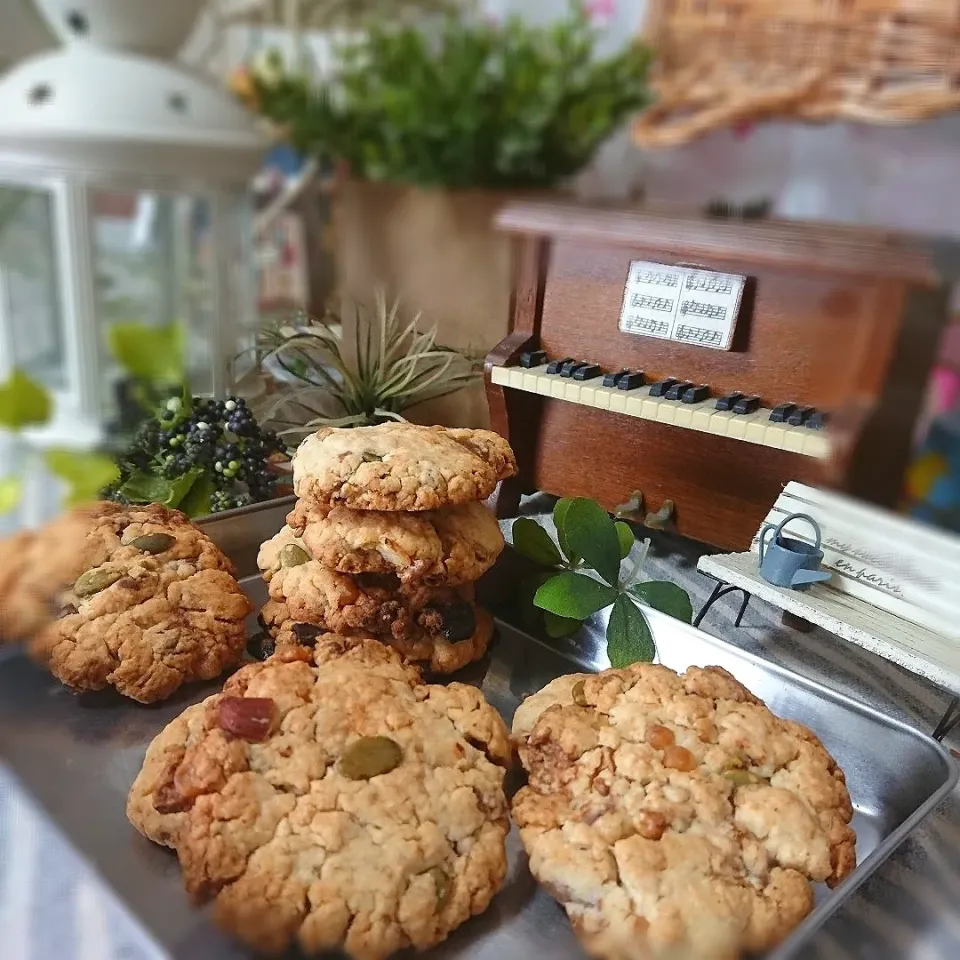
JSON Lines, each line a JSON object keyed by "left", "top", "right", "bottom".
{"left": 292, "top": 423, "right": 517, "bottom": 511}
{"left": 31, "top": 502, "right": 253, "bottom": 703}
{"left": 286, "top": 499, "right": 504, "bottom": 586}
{"left": 0, "top": 505, "right": 102, "bottom": 642}
{"left": 511, "top": 664, "right": 857, "bottom": 960}
{"left": 259, "top": 527, "right": 480, "bottom": 651}
{"left": 127, "top": 636, "right": 512, "bottom": 959}
{"left": 265, "top": 603, "right": 495, "bottom": 676}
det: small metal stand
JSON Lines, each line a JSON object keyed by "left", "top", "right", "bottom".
{"left": 932, "top": 697, "right": 960, "bottom": 743}
{"left": 694, "top": 578, "right": 751, "bottom": 628}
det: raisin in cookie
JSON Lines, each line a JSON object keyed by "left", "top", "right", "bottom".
{"left": 127, "top": 636, "right": 512, "bottom": 960}
{"left": 292, "top": 423, "right": 517, "bottom": 511}
{"left": 511, "top": 664, "right": 856, "bottom": 960}
{"left": 32, "top": 502, "right": 252, "bottom": 703}
{"left": 286, "top": 499, "right": 504, "bottom": 585}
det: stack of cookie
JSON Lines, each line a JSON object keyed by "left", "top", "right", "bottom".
{"left": 256, "top": 422, "right": 517, "bottom": 673}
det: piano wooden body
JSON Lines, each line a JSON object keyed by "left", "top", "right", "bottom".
{"left": 485, "top": 202, "right": 949, "bottom": 550}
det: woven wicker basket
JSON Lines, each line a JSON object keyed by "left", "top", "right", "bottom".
{"left": 633, "top": 0, "right": 960, "bottom": 148}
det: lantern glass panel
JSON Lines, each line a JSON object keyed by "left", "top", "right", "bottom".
{"left": 0, "top": 184, "right": 65, "bottom": 390}
{"left": 91, "top": 189, "right": 216, "bottom": 415}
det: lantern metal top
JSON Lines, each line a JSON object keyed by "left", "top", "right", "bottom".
{"left": 0, "top": 0, "right": 268, "bottom": 185}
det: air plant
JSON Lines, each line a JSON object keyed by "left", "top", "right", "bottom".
{"left": 251, "top": 291, "right": 482, "bottom": 438}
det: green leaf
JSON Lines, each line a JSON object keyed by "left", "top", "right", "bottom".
{"left": 534, "top": 571, "right": 617, "bottom": 620}
{"left": 119, "top": 467, "right": 204, "bottom": 509}
{"left": 512, "top": 517, "right": 562, "bottom": 567}
{"left": 544, "top": 610, "right": 583, "bottom": 638}
{"left": 0, "top": 476, "right": 22, "bottom": 514}
{"left": 563, "top": 498, "right": 621, "bottom": 586}
{"left": 108, "top": 323, "right": 184, "bottom": 385}
{"left": 0, "top": 368, "right": 52, "bottom": 431}
{"left": 629, "top": 581, "right": 693, "bottom": 624}
{"left": 553, "top": 497, "right": 579, "bottom": 564}
{"left": 615, "top": 521, "right": 634, "bottom": 560}
{"left": 606, "top": 594, "right": 655, "bottom": 667}
{"left": 44, "top": 449, "right": 119, "bottom": 507}
{"left": 177, "top": 473, "right": 214, "bottom": 518}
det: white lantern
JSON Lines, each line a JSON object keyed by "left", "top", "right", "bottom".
{"left": 0, "top": 1, "right": 268, "bottom": 529}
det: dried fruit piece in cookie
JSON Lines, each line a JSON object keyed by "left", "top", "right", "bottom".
{"left": 292, "top": 422, "right": 517, "bottom": 511}
{"left": 286, "top": 499, "right": 504, "bottom": 585}
{"left": 127, "top": 636, "right": 511, "bottom": 959}
{"left": 30, "top": 502, "right": 252, "bottom": 703}
{"left": 512, "top": 664, "right": 857, "bottom": 960}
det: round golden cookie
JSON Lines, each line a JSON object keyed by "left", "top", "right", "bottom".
{"left": 511, "top": 663, "right": 857, "bottom": 960}
{"left": 258, "top": 527, "right": 479, "bottom": 652}
{"left": 292, "top": 422, "right": 517, "bottom": 512}
{"left": 286, "top": 499, "right": 504, "bottom": 586}
{"left": 127, "top": 636, "right": 512, "bottom": 960}
{"left": 32, "top": 502, "right": 252, "bottom": 703}
{"left": 266, "top": 603, "right": 495, "bottom": 676}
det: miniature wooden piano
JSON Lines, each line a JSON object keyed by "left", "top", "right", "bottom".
{"left": 485, "top": 201, "right": 949, "bottom": 550}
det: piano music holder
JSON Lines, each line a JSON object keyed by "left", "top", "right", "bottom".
{"left": 485, "top": 201, "right": 949, "bottom": 551}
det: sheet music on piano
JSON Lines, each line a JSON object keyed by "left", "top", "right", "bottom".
{"left": 618, "top": 260, "right": 745, "bottom": 351}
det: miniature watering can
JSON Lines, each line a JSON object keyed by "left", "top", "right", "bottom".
{"left": 758, "top": 513, "right": 832, "bottom": 590}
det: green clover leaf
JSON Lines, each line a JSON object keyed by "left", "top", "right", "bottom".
{"left": 553, "top": 497, "right": 580, "bottom": 564}
{"left": 615, "top": 520, "right": 634, "bottom": 560}
{"left": 534, "top": 571, "right": 617, "bottom": 620}
{"left": 108, "top": 323, "right": 184, "bottom": 386}
{"left": 629, "top": 580, "right": 693, "bottom": 624}
{"left": 512, "top": 517, "right": 562, "bottom": 567}
{"left": 606, "top": 594, "right": 655, "bottom": 667}
{"left": 561, "top": 497, "right": 621, "bottom": 586}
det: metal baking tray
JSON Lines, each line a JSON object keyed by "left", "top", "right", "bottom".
{"left": 0, "top": 499, "right": 956, "bottom": 959}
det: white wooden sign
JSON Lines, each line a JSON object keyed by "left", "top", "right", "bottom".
{"left": 618, "top": 260, "right": 745, "bottom": 351}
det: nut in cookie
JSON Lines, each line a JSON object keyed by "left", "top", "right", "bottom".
{"left": 512, "top": 663, "right": 857, "bottom": 960}
{"left": 127, "top": 635, "right": 512, "bottom": 959}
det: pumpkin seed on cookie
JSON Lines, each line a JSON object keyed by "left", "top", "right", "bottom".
{"left": 338, "top": 736, "right": 403, "bottom": 779}
{"left": 279, "top": 543, "right": 311, "bottom": 567}
{"left": 74, "top": 567, "right": 124, "bottom": 598}
{"left": 126, "top": 532, "right": 176, "bottom": 554}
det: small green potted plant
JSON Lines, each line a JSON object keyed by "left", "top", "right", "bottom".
{"left": 240, "top": 3, "right": 652, "bottom": 414}
{"left": 512, "top": 497, "right": 693, "bottom": 666}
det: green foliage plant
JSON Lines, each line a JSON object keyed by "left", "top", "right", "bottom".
{"left": 512, "top": 497, "right": 693, "bottom": 667}
{"left": 252, "top": 290, "right": 481, "bottom": 439}
{"left": 245, "top": 2, "right": 653, "bottom": 189}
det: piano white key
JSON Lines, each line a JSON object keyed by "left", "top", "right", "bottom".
{"left": 625, "top": 391, "right": 647, "bottom": 418}
{"left": 579, "top": 385, "right": 597, "bottom": 407}
{"left": 764, "top": 422, "right": 790, "bottom": 450}
{"left": 705, "top": 409, "right": 738, "bottom": 437}
{"left": 640, "top": 393, "right": 661, "bottom": 421}
{"left": 656, "top": 399, "right": 679, "bottom": 425}
{"left": 690, "top": 402, "right": 717, "bottom": 433}
{"left": 609, "top": 390, "right": 628, "bottom": 413}
{"left": 744, "top": 415, "right": 770, "bottom": 446}
{"left": 803, "top": 432, "right": 831, "bottom": 459}
{"left": 534, "top": 373, "right": 553, "bottom": 396}
{"left": 522, "top": 366, "right": 547, "bottom": 391}
{"left": 564, "top": 381, "right": 581, "bottom": 402}
{"left": 782, "top": 427, "right": 807, "bottom": 453}
{"left": 508, "top": 368, "right": 525, "bottom": 389}
{"left": 674, "top": 398, "right": 714, "bottom": 429}
{"left": 550, "top": 378, "right": 567, "bottom": 398}
{"left": 491, "top": 366, "right": 510, "bottom": 387}
{"left": 726, "top": 408, "right": 769, "bottom": 441}
{"left": 593, "top": 386, "right": 613, "bottom": 409}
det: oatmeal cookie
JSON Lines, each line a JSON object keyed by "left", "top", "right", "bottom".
{"left": 259, "top": 527, "right": 478, "bottom": 651}
{"left": 0, "top": 505, "right": 105, "bottom": 642}
{"left": 31, "top": 502, "right": 252, "bottom": 703}
{"left": 266, "top": 604, "right": 495, "bottom": 676}
{"left": 292, "top": 423, "right": 517, "bottom": 511}
{"left": 286, "top": 499, "right": 504, "bottom": 586}
{"left": 127, "top": 637, "right": 511, "bottom": 959}
{"left": 511, "top": 664, "right": 857, "bottom": 960}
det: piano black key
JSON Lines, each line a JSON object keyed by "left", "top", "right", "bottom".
{"left": 617, "top": 371, "right": 645, "bottom": 390}
{"left": 560, "top": 359, "right": 586, "bottom": 378}
{"left": 603, "top": 368, "right": 628, "bottom": 388}
{"left": 665, "top": 380, "right": 693, "bottom": 401}
{"left": 715, "top": 391, "right": 743, "bottom": 411}
{"left": 682, "top": 384, "right": 710, "bottom": 404}
{"left": 519, "top": 350, "right": 547, "bottom": 369}
{"left": 807, "top": 411, "right": 829, "bottom": 430}
{"left": 770, "top": 403, "right": 798, "bottom": 423}
{"left": 733, "top": 395, "right": 761, "bottom": 415}
{"left": 649, "top": 378, "right": 679, "bottom": 398}
{"left": 572, "top": 363, "right": 602, "bottom": 381}
{"left": 787, "top": 406, "right": 814, "bottom": 426}
{"left": 546, "top": 356, "right": 573, "bottom": 375}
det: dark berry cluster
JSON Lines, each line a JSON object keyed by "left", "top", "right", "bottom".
{"left": 110, "top": 395, "right": 286, "bottom": 514}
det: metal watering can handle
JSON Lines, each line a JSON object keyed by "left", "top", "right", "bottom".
{"left": 773, "top": 512, "right": 823, "bottom": 550}
{"left": 758, "top": 524, "right": 776, "bottom": 564}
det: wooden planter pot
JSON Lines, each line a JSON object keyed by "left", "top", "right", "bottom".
{"left": 334, "top": 178, "right": 556, "bottom": 428}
